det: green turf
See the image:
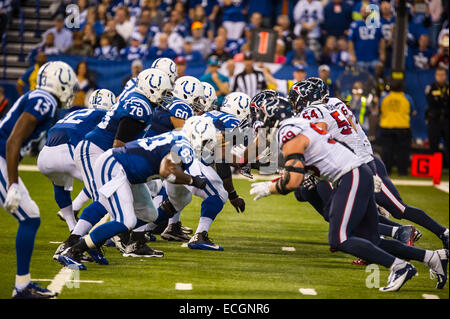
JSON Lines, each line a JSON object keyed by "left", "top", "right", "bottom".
{"left": 0, "top": 170, "right": 448, "bottom": 299}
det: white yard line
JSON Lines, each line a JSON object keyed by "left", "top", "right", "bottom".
{"left": 33, "top": 278, "right": 104, "bottom": 284}
{"left": 422, "top": 294, "right": 440, "bottom": 299}
{"left": 46, "top": 267, "right": 76, "bottom": 297}
{"left": 281, "top": 247, "right": 296, "bottom": 251}
{"left": 175, "top": 283, "right": 193, "bottom": 290}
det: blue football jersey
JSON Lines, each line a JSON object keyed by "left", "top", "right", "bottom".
{"left": 204, "top": 110, "right": 240, "bottom": 131}
{"left": 46, "top": 108, "right": 107, "bottom": 147}
{"left": 144, "top": 97, "right": 193, "bottom": 138}
{"left": 112, "top": 131, "right": 194, "bottom": 184}
{"left": 85, "top": 90, "right": 154, "bottom": 151}
{"left": 0, "top": 89, "right": 58, "bottom": 157}
{"left": 118, "top": 77, "right": 137, "bottom": 103}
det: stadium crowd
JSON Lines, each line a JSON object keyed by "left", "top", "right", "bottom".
{"left": 2, "top": 0, "right": 450, "bottom": 171}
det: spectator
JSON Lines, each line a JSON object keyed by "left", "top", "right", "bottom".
{"left": 285, "top": 37, "right": 316, "bottom": 65}
{"left": 189, "top": 0, "right": 219, "bottom": 28}
{"left": 122, "top": 59, "right": 143, "bottom": 88}
{"left": 336, "top": 36, "right": 351, "bottom": 67}
{"left": 82, "top": 7, "right": 104, "bottom": 36}
{"left": 322, "top": 0, "right": 353, "bottom": 38}
{"left": 0, "top": 86, "right": 9, "bottom": 119}
{"left": 103, "top": 18, "right": 127, "bottom": 51}
{"left": 73, "top": 61, "right": 96, "bottom": 107}
{"left": 318, "top": 64, "right": 335, "bottom": 97}
{"left": 320, "top": 35, "right": 339, "bottom": 66}
{"left": 408, "top": 0, "right": 431, "bottom": 44}
{"left": 225, "top": 58, "right": 236, "bottom": 90}
{"left": 121, "top": 0, "right": 142, "bottom": 19}
{"left": 94, "top": 34, "right": 119, "bottom": 60}
{"left": 16, "top": 52, "right": 47, "bottom": 96}
{"left": 430, "top": 33, "right": 449, "bottom": 69}
{"left": 135, "top": 21, "right": 153, "bottom": 47}
{"left": 274, "top": 0, "right": 298, "bottom": 23}
{"left": 152, "top": 21, "right": 184, "bottom": 55}
{"left": 348, "top": 3, "right": 385, "bottom": 70}
{"left": 274, "top": 15, "right": 295, "bottom": 52}
{"left": 141, "top": 3, "right": 164, "bottom": 28}
{"left": 81, "top": 23, "right": 97, "bottom": 49}
{"left": 293, "top": 0, "right": 323, "bottom": 54}
{"left": 77, "top": 0, "right": 89, "bottom": 27}
{"left": 425, "top": 67, "right": 449, "bottom": 163}
{"left": 263, "top": 65, "right": 307, "bottom": 96}
{"left": 200, "top": 56, "right": 230, "bottom": 105}
{"left": 248, "top": 0, "right": 274, "bottom": 27}
{"left": 215, "top": 26, "right": 244, "bottom": 57}
{"left": 379, "top": 80, "right": 416, "bottom": 175}
{"left": 65, "top": 31, "right": 93, "bottom": 56}
{"left": 114, "top": 6, "right": 134, "bottom": 42}
{"left": 274, "top": 40, "right": 287, "bottom": 64}
{"left": 42, "top": 14, "right": 73, "bottom": 52}
{"left": 120, "top": 32, "right": 147, "bottom": 61}
{"left": 232, "top": 52, "right": 267, "bottom": 98}
{"left": 221, "top": 0, "right": 247, "bottom": 40}
{"left": 190, "top": 5, "right": 215, "bottom": 40}
{"left": 407, "top": 33, "right": 434, "bottom": 69}
{"left": 191, "top": 21, "right": 211, "bottom": 58}
{"left": 168, "top": 8, "right": 189, "bottom": 38}
{"left": 27, "top": 32, "right": 60, "bottom": 64}
{"left": 0, "top": 0, "right": 12, "bottom": 40}
{"left": 175, "top": 56, "right": 187, "bottom": 78}
{"left": 249, "top": 12, "right": 263, "bottom": 29}
{"left": 380, "top": 0, "right": 395, "bottom": 68}
{"left": 147, "top": 32, "right": 177, "bottom": 60}
{"left": 181, "top": 37, "right": 204, "bottom": 63}
{"left": 208, "top": 35, "right": 232, "bottom": 63}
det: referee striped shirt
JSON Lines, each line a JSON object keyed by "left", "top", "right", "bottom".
{"left": 232, "top": 70, "right": 267, "bottom": 98}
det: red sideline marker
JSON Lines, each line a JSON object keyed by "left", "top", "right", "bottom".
{"left": 411, "top": 153, "right": 443, "bottom": 185}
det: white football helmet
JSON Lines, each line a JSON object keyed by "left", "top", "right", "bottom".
{"left": 200, "top": 82, "right": 218, "bottom": 112}
{"left": 36, "top": 61, "right": 78, "bottom": 107}
{"left": 182, "top": 115, "right": 218, "bottom": 165}
{"left": 173, "top": 76, "right": 205, "bottom": 113}
{"left": 221, "top": 92, "right": 251, "bottom": 121}
{"left": 151, "top": 57, "right": 178, "bottom": 84}
{"left": 135, "top": 68, "right": 172, "bottom": 104}
{"left": 87, "top": 89, "right": 116, "bottom": 110}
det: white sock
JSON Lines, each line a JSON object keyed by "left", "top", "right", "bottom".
{"left": 390, "top": 258, "right": 407, "bottom": 271}
{"left": 195, "top": 217, "right": 213, "bottom": 234}
{"left": 15, "top": 274, "right": 31, "bottom": 291}
{"left": 134, "top": 223, "right": 154, "bottom": 232}
{"left": 444, "top": 229, "right": 449, "bottom": 236}
{"left": 391, "top": 226, "right": 399, "bottom": 237}
{"left": 423, "top": 250, "right": 434, "bottom": 264}
{"left": 60, "top": 205, "right": 77, "bottom": 232}
{"left": 72, "top": 219, "right": 93, "bottom": 236}
{"left": 169, "top": 212, "right": 181, "bottom": 224}
{"left": 72, "top": 190, "right": 90, "bottom": 212}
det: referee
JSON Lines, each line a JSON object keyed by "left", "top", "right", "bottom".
{"left": 232, "top": 52, "right": 267, "bottom": 98}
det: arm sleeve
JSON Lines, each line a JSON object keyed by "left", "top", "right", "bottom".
{"left": 114, "top": 116, "right": 147, "bottom": 143}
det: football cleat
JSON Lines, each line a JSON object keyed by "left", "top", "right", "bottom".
{"left": 53, "top": 241, "right": 68, "bottom": 261}
{"left": 144, "top": 232, "right": 157, "bottom": 242}
{"left": 161, "top": 222, "right": 191, "bottom": 242}
{"left": 111, "top": 231, "right": 130, "bottom": 253}
{"left": 57, "top": 248, "right": 87, "bottom": 270}
{"left": 379, "top": 262, "right": 417, "bottom": 292}
{"left": 352, "top": 258, "right": 368, "bottom": 266}
{"left": 12, "top": 282, "right": 58, "bottom": 299}
{"left": 188, "top": 231, "right": 224, "bottom": 251}
{"left": 427, "top": 249, "right": 448, "bottom": 289}
{"left": 181, "top": 224, "right": 193, "bottom": 235}
{"left": 87, "top": 247, "right": 109, "bottom": 265}
{"left": 393, "top": 225, "right": 416, "bottom": 246}
{"left": 123, "top": 231, "right": 164, "bottom": 258}
{"left": 413, "top": 228, "right": 423, "bottom": 243}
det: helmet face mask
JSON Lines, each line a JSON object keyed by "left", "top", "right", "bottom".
{"left": 173, "top": 76, "right": 205, "bottom": 113}
{"left": 182, "top": 116, "right": 218, "bottom": 166}
{"left": 221, "top": 92, "right": 251, "bottom": 122}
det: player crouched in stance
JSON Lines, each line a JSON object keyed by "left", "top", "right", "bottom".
{"left": 58, "top": 116, "right": 215, "bottom": 270}
{"left": 249, "top": 97, "right": 448, "bottom": 291}
{"left": 37, "top": 89, "right": 116, "bottom": 233}
{"left": 0, "top": 61, "right": 78, "bottom": 298}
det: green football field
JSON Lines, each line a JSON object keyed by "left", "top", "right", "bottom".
{"left": 0, "top": 164, "right": 448, "bottom": 299}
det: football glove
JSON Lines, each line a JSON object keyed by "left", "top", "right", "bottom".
{"left": 250, "top": 182, "right": 272, "bottom": 201}
{"left": 229, "top": 191, "right": 245, "bottom": 213}
{"left": 191, "top": 175, "right": 207, "bottom": 189}
{"left": 301, "top": 174, "right": 319, "bottom": 191}
{"left": 373, "top": 175, "right": 382, "bottom": 193}
{"left": 5, "top": 183, "right": 21, "bottom": 213}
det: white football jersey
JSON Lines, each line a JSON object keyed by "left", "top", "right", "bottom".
{"left": 297, "top": 102, "right": 373, "bottom": 163}
{"left": 325, "top": 98, "right": 374, "bottom": 158}
{"left": 276, "top": 117, "right": 365, "bottom": 183}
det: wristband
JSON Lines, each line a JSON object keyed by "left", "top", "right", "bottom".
{"left": 228, "top": 190, "right": 238, "bottom": 200}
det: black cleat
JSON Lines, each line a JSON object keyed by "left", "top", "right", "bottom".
{"left": 181, "top": 224, "right": 193, "bottom": 235}
{"left": 161, "top": 222, "right": 191, "bottom": 242}
{"left": 123, "top": 231, "right": 164, "bottom": 258}
{"left": 12, "top": 282, "right": 58, "bottom": 299}
{"left": 111, "top": 231, "right": 131, "bottom": 253}
{"left": 188, "top": 231, "right": 224, "bottom": 251}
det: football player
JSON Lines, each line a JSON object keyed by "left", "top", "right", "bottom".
{"left": 58, "top": 116, "right": 214, "bottom": 270}
{"left": 38, "top": 89, "right": 116, "bottom": 232}
{"left": 0, "top": 61, "right": 78, "bottom": 298}
{"left": 249, "top": 97, "right": 448, "bottom": 291}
